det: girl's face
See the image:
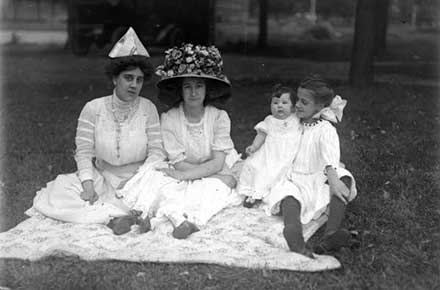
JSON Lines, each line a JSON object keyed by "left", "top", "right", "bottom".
{"left": 295, "top": 88, "right": 325, "bottom": 122}
{"left": 113, "top": 67, "right": 144, "bottom": 102}
{"left": 182, "top": 77, "right": 206, "bottom": 107}
{"left": 271, "top": 93, "right": 293, "bottom": 120}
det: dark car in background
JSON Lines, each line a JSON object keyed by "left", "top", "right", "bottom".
{"left": 67, "top": 0, "right": 213, "bottom": 55}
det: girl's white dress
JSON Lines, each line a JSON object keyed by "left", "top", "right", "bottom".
{"left": 264, "top": 119, "right": 357, "bottom": 224}
{"left": 26, "top": 95, "right": 167, "bottom": 224}
{"left": 154, "top": 104, "right": 242, "bottom": 227}
{"left": 238, "top": 114, "right": 301, "bottom": 199}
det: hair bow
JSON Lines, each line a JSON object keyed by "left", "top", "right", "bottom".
{"left": 313, "top": 95, "right": 347, "bottom": 123}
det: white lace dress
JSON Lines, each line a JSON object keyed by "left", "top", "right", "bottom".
{"left": 26, "top": 94, "right": 166, "bottom": 224}
{"left": 153, "top": 104, "right": 242, "bottom": 227}
{"left": 264, "top": 119, "right": 357, "bottom": 224}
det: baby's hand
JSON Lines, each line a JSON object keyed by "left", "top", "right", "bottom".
{"left": 245, "top": 145, "right": 256, "bottom": 156}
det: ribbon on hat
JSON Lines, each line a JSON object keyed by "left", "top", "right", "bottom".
{"left": 312, "top": 95, "right": 347, "bottom": 123}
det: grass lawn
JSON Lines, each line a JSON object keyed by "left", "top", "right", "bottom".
{"left": 0, "top": 40, "right": 439, "bottom": 289}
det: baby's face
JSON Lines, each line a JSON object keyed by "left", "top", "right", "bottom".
{"left": 271, "top": 93, "right": 293, "bottom": 120}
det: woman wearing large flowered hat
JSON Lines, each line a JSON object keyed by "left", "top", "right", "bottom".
{"left": 26, "top": 28, "right": 167, "bottom": 234}
{"left": 153, "top": 43, "right": 242, "bottom": 239}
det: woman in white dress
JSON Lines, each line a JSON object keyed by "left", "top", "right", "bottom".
{"left": 26, "top": 28, "right": 167, "bottom": 234}
{"left": 154, "top": 44, "right": 242, "bottom": 239}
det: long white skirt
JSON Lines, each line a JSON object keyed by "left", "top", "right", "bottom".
{"left": 153, "top": 177, "right": 243, "bottom": 227}
{"left": 27, "top": 169, "right": 129, "bottom": 224}
{"left": 27, "top": 161, "right": 174, "bottom": 224}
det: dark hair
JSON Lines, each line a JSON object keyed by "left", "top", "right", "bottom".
{"left": 298, "top": 75, "right": 334, "bottom": 107}
{"left": 105, "top": 55, "right": 154, "bottom": 81}
{"left": 168, "top": 78, "right": 231, "bottom": 108}
{"left": 268, "top": 83, "right": 295, "bottom": 104}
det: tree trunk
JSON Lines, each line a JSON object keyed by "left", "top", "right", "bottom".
{"left": 258, "top": 0, "right": 268, "bottom": 48}
{"left": 309, "top": 0, "right": 317, "bottom": 24}
{"left": 411, "top": 3, "right": 418, "bottom": 29}
{"left": 374, "top": 0, "right": 390, "bottom": 57}
{"left": 208, "top": 0, "right": 216, "bottom": 44}
{"left": 349, "top": 0, "right": 376, "bottom": 87}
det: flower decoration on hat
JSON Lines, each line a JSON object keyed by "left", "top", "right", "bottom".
{"left": 156, "top": 43, "right": 230, "bottom": 86}
{"left": 108, "top": 27, "right": 150, "bottom": 58}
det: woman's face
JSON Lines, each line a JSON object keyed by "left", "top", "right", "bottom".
{"left": 295, "top": 88, "right": 324, "bottom": 122}
{"left": 271, "top": 93, "right": 293, "bottom": 120}
{"left": 182, "top": 77, "right": 206, "bottom": 107}
{"left": 113, "top": 67, "right": 144, "bottom": 102}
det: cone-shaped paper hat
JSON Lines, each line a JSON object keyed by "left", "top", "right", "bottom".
{"left": 108, "top": 27, "right": 150, "bottom": 58}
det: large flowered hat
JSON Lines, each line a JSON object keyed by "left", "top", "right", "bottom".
{"left": 156, "top": 43, "right": 231, "bottom": 106}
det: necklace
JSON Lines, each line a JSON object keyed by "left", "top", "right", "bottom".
{"left": 302, "top": 119, "right": 322, "bottom": 127}
{"left": 110, "top": 95, "right": 137, "bottom": 158}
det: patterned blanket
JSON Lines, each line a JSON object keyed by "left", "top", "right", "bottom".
{"left": 0, "top": 206, "right": 340, "bottom": 272}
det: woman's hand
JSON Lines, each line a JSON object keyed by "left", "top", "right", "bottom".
{"left": 159, "top": 168, "right": 187, "bottom": 181}
{"left": 80, "top": 180, "right": 99, "bottom": 205}
{"left": 245, "top": 145, "right": 257, "bottom": 156}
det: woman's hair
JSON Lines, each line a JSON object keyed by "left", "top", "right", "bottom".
{"left": 268, "top": 84, "right": 295, "bottom": 104}
{"left": 105, "top": 55, "right": 154, "bottom": 80}
{"left": 169, "top": 78, "right": 231, "bottom": 108}
{"left": 298, "top": 75, "right": 334, "bottom": 107}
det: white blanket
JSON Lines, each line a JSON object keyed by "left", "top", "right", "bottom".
{"left": 0, "top": 206, "right": 340, "bottom": 272}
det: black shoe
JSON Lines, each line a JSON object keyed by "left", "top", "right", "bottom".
{"left": 137, "top": 216, "right": 151, "bottom": 234}
{"left": 172, "top": 221, "right": 199, "bottom": 239}
{"left": 243, "top": 197, "right": 262, "bottom": 208}
{"left": 107, "top": 215, "right": 138, "bottom": 235}
{"left": 314, "top": 229, "right": 352, "bottom": 254}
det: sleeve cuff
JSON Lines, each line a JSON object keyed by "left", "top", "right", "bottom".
{"left": 169, "top": 153, "right": 186, "bottom": 165}
{"left": 77, "top": 170, "right": 94, "bottom": 183}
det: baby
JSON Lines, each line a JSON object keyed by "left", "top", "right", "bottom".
{"left": 237, "top": 84, "right": 301, "bottom": 207}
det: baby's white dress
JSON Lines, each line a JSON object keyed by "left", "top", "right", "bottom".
{"left": 238, "top": 114, "right": 301, "bottom": 200}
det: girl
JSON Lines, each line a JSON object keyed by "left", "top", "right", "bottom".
{"left": 265, "top": 75, "right": 357, "bottom": 257}
{"left": 238, "top": 84, "right": 301, "bottom": 208}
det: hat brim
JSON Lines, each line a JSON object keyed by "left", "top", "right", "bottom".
{"left": 157, "top": 73, "right": 231, "bottom": 107}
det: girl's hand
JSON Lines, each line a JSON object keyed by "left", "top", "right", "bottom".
{"left": 159, "top": 168, "right": 187, "bottom": 180}
{"left": 245, "top": 145, "right": 257, "bottom": 156}
{"left": 329, "top": 178, "right": 350, "bottom": 204}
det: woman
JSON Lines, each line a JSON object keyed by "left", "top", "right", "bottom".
{"left": 26, "top": 28, "right": 166, "bottom": 232}
{"left": 154, "top": 44, "right": 242, "bottom": 239}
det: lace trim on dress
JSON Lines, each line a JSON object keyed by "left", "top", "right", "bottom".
{"left": 104, "top": 94, "right": 141, "bottom": 125}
